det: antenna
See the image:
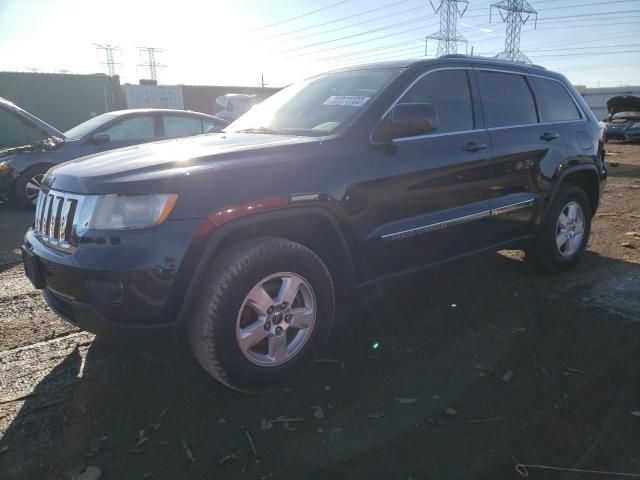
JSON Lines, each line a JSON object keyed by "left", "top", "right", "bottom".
{"left": 94, "top": 43, "right": 121, "bottom": 76}
{"left": 425, "top": 0, "right": 469, "bottom": 57}
{"left": 137, "top": 47, "right": 166, "bottom": 81}
{"left": 490, "top": 0, "right": 538, "bottom": 63}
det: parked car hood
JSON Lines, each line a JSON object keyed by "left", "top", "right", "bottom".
{"left": 607, "top": 95, "right": 640, "bottom": 117}
{"left": 45, "top": 132, "right": 322, "bottom": 194}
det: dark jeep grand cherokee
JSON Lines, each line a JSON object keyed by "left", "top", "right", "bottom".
{"left": 23, "top": 56, "right": 606, "bottom": 391}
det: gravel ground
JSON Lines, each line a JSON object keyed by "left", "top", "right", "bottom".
{"left": 0, "top": 144, "right": 639, "bottom": 480}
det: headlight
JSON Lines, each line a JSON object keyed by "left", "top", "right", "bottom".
{"left": 0, "top": 159, "right": 12, "bottom": 173}
{"left": 88, "top": 194, "right": 178, "bottom": 230}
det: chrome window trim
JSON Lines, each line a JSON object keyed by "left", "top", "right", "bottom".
{"left": 380, "top": 197, "right": 536, "bottom": 241}
{"left": 372, "top": 65, "right": 587, "bottom": 146}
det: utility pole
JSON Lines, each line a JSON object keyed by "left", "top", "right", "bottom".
{"left": 426, "top": 0, "right": 469, "bottom": 57}
{"left": 490, "top": 0, "right": 537, "bottom": 63}
{"left": 258, "top": 74, "right": 269, "bottom": 90}
{"left": 94, "top": 43, "right": 120, "bottom": 76}
{"left": 137, "top": 47, "right": 166, "bottom": 81}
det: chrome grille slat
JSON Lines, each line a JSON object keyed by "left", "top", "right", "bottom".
{"left": 33, "top": 189, "right": 83, "bottom": 251}
{"left": 59, "top": 199, "right": 73, "bottom": 245}
{"left": 48, "top": 197, "right": 62, "bottom": 244}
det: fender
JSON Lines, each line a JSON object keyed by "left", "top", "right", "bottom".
{"left": 543, "top": 163, "right": 601, "bottom": 220}
{"left": 174, "top": 205, "right": 356, "bottom": 327}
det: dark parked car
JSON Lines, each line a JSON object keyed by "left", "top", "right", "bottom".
{"left": 0, "top": 101, "right": 227, "bottom": 206}
{"left": 22, "top": 56, "right": 606, "bottom": 391}
{"left": 604, "top": 95, "right": 640, "bottom": 141}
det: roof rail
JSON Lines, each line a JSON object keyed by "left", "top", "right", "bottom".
{"left": 438, "top": 54, "right": 547, "bottom": 70}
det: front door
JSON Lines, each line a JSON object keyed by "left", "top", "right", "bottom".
{"left": 356, "top": 68, "right": 495, "bottom": 279}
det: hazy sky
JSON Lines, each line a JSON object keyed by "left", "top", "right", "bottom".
{"left": 0, "top": 0, "right": 638, "bottom": 87}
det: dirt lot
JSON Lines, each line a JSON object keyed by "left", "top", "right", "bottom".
{"left": 1, "top": 145, "right": 639, "bottom": 480}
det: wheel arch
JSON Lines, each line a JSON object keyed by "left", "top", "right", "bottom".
{"left": 13, "top": 162, "right": 54, "bottom": 200}
{"left": 175, "top": 206, "right": 356, "bottom": 326}
{"left": 548, "top": 165, "right": 601, "bottom": 218}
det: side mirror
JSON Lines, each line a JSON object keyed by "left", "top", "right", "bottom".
{"left": 90, "top": 132, "right": 110, "bottom": 145}
{"left": 372, "top": 103, "right": 439, "bottom": 144}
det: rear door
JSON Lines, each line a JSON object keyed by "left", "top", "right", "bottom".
{"left": 360, "top": 68, "right": 495, "bottom": 278}
{"left": 476, "top": 69, "right": 568, "bottom": 242}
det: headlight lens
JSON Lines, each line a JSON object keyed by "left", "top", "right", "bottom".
{"left": 0, "top": 159, "right": 12, "bottom": 173}
{"left": 89, "top": 194, "right": 178, "bottom": 230}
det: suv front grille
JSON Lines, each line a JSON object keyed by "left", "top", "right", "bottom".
{"left": 34, "top": 190, "right": 81, "bottom": 250}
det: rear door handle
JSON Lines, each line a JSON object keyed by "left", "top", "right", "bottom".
{"left": 462, "top": 142, "right": 488, "bottom": 153}
{"left": 540, "top": 131, "right": 560, "bottom": 141}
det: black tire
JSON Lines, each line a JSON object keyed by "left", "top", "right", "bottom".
{"left": 188, "top": 237, "right": 335, "bottom": 392}
{"left": 526, "top": 184, "right": 592, "bottom": 273}
{"left": 15, "top": 165, "right": 50, "bottom": 208}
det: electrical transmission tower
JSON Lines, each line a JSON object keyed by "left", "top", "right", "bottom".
{"left": 137, "top": 47, "right": 166, "bottom": 81}
{"left": 490, "top": 0, "right": 538, "bottom": 64}
{"left": 94, "top": 43, "right": 120, "bottom": 76}
{"left": 425, "top": 0, "right": 469, "bottom": 57}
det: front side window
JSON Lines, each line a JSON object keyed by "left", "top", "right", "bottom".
{"left": 0, "top": 108, "right": 48, "bottom": 149}
{"left": 398, "top": 69, "right": 474, "bottom": 134}
{"left": 478, "top": 71, "right": 538, "bottom": 128}
{"left": 529, "top": 77, "right": 581, "bottom": 123}
{"left": 226, "top": 68, "right": 402, "bottom": 136}
{"left": 163, "top": 115, "right": 204, "bottom": 138}
{"left": 103, "top": 116, "right": 155, "bottom": 142}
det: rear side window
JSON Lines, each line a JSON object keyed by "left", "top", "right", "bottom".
{"left": 529, "top": 77, "right": 581, "bottom": 123}
{"left": 163, "top": 115, "right": 205, "bottom": 138}
{"left": 399, "top": 69, "right": 474, "bottom": 134}
{"left": 478, "top": 71, "right": 537, "bottom": 128}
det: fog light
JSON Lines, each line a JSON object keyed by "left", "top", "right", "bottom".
{"left": 86, "top": 279, "right": 123, "bottom": 304}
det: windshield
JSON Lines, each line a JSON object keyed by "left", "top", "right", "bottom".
{"left": 64, "top": 114, "right": 116, "bottom": 139}
{"left": 226, "top": 68, "right": 401, "bottom": 136}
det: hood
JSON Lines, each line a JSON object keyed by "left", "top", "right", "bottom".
{"left": 0, "top": 97, "right": 66, "bottom": 140}
{"left": 607, "top": 95, "right": 640, "bottom": 117}
{"left": 45, "top": 132, "right": 321, "bottom": 194}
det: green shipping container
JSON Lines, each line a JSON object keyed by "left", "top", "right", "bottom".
{"left": 0, "top": 72, "right": 124, "bottom": 132}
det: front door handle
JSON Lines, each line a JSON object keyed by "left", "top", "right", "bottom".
{"left": 540, "top": 131, "right": 560, "bottom": 141}
{"left": 462, "top": 142, "right": 488, "bottom": 153}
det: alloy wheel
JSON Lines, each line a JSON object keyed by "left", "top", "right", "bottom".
{"left": 25, "top": 174, "right": 44, "bottom": 205}
{"left": 556, "top": 200, "right": 586, "bottom": 257}
{"left": 236, "top": 272, "right": 316, "bottom": 367}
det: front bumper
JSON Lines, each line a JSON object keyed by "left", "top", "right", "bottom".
{"left": 22, "top": 218, "right": 205, "bottom": 343}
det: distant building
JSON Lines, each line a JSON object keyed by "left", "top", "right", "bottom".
{"left": 576, "top": 85, "right": 640, "bottom": 120}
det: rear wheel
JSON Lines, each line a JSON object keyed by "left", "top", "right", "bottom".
{"left": 188, "top": 237, "right": 335, "bottom": 392}
{"left": 526, "top": 184, "right": 592, "bottom": 272}
{"left": 15, "top": 166, "right": 49, "bottom": 208}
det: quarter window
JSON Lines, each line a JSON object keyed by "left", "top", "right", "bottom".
{"left": 399, "top": 70, "right": 474, "bottom": 134}
{"left": 478, "top": 71, "right": 537, "bottom": 128}
{"left": 529, "top": 76, "right": 581, "bottom": 123}
{"left": 103, "top": 116, "right": 155, "bottom": 141}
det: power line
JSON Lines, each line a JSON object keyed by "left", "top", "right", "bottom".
{"left": 263, "top": 0, "right": 411, "bottom": 42}
{"left": 248, "top": 0, "right": 351, "bottom": 33}
{"left": 273, "top": 3, "right": 426, "bottom": 45}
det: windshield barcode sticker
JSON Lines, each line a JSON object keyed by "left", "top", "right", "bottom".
{"left": 323, "top": 96, "right": 371, "bottom": 107}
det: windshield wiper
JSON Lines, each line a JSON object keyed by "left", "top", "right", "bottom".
{"left": 234, "top": 127, "right": 287, "bottom": 135}
{"left": 0, "top": 136, "right": 64, "bottom": 157}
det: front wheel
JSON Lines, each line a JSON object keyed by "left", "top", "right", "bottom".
{"left": 15, "top": 166, "right": 49, "bottom": 208}
{"left": 526, "top": 184, "right": 592, "bottom": 272}
{"left": 188, "top": 237, "right": 335, "bottom": 392}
